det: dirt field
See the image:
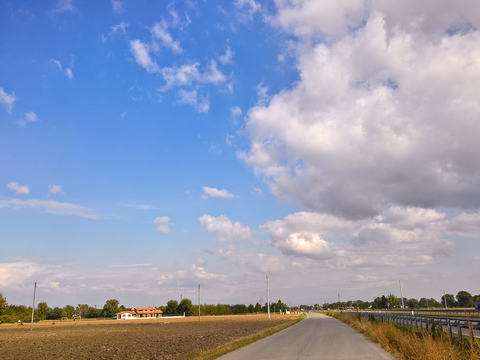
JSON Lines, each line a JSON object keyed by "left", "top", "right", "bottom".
{"left": 0, "top": 314, "right": 298, "bottom": 359}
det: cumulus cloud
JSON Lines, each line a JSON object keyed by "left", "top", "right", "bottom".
{"left": 0, "top": 198, "right": 99, "bottom": 219}
{"left": 16, "top": 112, "right": 39, "bottom": 127}
{"left": 242, "top": 4, "right": 480, "bottom": 220}
{"left": 201, "top": 186, "right": 238, "bottom": 199}
{"left": 48, "top": 184, "right": 63, "bottom": 194}
{"left": 199, "top": 214, "right": 253, "bottom": 242}
{"left": 159, "top": 61, "right": 228, "bottom": 91}
{"left": 151, "top": 20, "right": 182, "bottom": 54}
{"left": 129, "top": 40, "right": 160, "bottom": 73}
{"left": 234, "top": 0, "right": 261, "bottom": 22}
{"left": 219, "top": 45, "right": 235, "bottom": 65}
{"left": 111, "top": 0, "right": 125, "bottom": 14}
{"left": 160, "top": 63, "right": 201, "bottom": 89}
{"left": 176, "top": 89, "right": 210, "bottom": 113}
{"left": 110, "top": 22, "right": 128, "bottom": 36}
{"left": 52, "top": 0, "right": 76, "bottom": 14}
{"left": 51, "top": 59, "right": 73, "bottom": 79}
{"left": 229, "top": 106, "right": 242, "bottom": 117}
{"left": 260, "top": 207, "right": 457, "bottom": 268}
{"left": 0, "top": 87, "right": 17, "bottom": 113}
{"left": 154, "top": 216, "right": 172, "bottom": 233}
{"left": 7, "top": 182, "right": 29, "bottom": 194}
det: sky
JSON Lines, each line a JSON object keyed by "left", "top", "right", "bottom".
{"left": 1, "top": 0, "right": 480, "bottom": 309}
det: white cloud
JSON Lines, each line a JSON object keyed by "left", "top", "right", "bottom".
{"left": 129, "top": 40, "right": 160, "bottom": 73}
{"left": 214, "top": 247, "right": 287, "bottom": 274}
{"left": 0, "top": 259, "right": 225, "bottom": 301}
{"left": 16, "top": 112, "right": 39, "bottom": 127}
{"left": 233, "top": 0, "right": 261, "bottom": 22}
{"left": 51, "top": 59, "right": 73, "bottom": 79}
{"left": 154, "top": 216, "right": 172, "bottom": 233}
{"left": 229, "top": 106, "right": 242, "bottom": 117}
{"left": 203, "top": 60, "right": 227, "bottom": 84}
{"left": 111, "top": 0, "right": 125, "bottom": 14}
{"left": 7, "top": 182, "right": 29, "bottom": 195}
{"left": 151, "top": 20, "right": 182, "bottom": 54}
{"left": 199, "top": 214, "right": 253, "bottom": 242}
{"left": 122, "top": 203, "right": 156, "bottom": 210}
{"left": 0, "top": 198, "right": 99, "bottom": 219}
{"left": 110, "top": 22, "right": 128, "bottom": 36}
{"left": 0, "top": 88, "right": 17, "bottom": 113}
{"left": 226, "top": 133, "right": 235, "bottom": 146}
{"left": 159, "top": 61, "right": 228, "bottom": 91}
{"left": 52, "top": 0, "right": 76, "bottom": 14}
{"left": 48, "top": 184, "right": 63, "bottom": 194}
{"left": 160, "top": 63, "right": 201, "bottom": 89}
{"left": 260, "top": 207, "right": 456, "bottom": 267}
{"left": 255, "top": 82, "right": 269, "bottom": 105}
{"left": 201, "top": 186, "right": 238, "bottom": 199}
{"left": 176, "top": 89, "right": 210, "bottom": 113}
{"left": 219, "top": 45, "right": 235, "bottom": 65}
{"left": 242, "top": 6, "right": 480, "bottom": 220}
{"left": 253, "top": 188, "right": 263, "bottom": 196}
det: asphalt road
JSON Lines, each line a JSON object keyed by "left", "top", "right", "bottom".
{"left": 219, "top": 313, "right": 395, "bottom": 360}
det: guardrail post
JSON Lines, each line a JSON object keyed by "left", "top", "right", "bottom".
{"left": 468, "top": 321, "right": 475, "bottom": 342}
{"left": 414, "top": 317, "right": 417, "bottom": 331}
{"left": 447, "top": 319, "right": 452, "bottom": 338}
{"left": 457, "top": 320, "right": 462, "bottom": 340}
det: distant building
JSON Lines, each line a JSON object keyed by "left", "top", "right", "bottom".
{"left": 116, "top": 307, "right": 163, "bottom": 320}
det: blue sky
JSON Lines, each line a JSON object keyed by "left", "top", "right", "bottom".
{"left": 1, "top": 0, "right": 480, "bottom": 308}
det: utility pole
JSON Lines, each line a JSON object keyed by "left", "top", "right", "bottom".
{"left": 444, "top": 290, "right": 447, "bottom": 309}
{"left": 198, "top": 284, "right": 201, "bottom": 321}
{"left": 399, "top": 280, "right": 405, "bottom": 309}
{"left": 266, "top": 275, "right": 270, "bottom": 319}
{"left": 338, "top": 294, "right": 340, "bottom": 310}
{"left": 30, "top": 282, "right": 36, "bottom": 331}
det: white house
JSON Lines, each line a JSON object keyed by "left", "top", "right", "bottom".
{"left": 116, "top": 307, "right": 163, "bottom": 320}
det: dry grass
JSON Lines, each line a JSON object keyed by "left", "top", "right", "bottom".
{"left": 330, "top": 312, "right": 480, "bottom": 360}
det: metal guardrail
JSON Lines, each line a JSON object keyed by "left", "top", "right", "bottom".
{"left": 343, "top": 311, "right": 480, "bottom": 341}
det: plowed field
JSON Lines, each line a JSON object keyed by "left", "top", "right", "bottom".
{"left": 0, "top": 314, "right": 296, "bottom": 359}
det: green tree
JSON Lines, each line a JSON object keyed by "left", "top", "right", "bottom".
{"left": 101, "top": 299, "right": 119, "bottom": 317}
{"left": 37, "top": 302, "right": 49, "bottom": 320}
{"left": 47, "top": 307, "right": 63, "bottom": 320}
{"left": 456, "top": 291, "right": 473, "bottom": 308}
{"left": 407, "top": 298, "right": 419, "bottom": 309}
{"left": 248, "top": 304, "right": 255, "bottom": 313}
{"left": 76, "top": 304, "right": 89, "bottom": 319}
{"left": 165, "top": 300, "right": 178, "bottom": 315}
{"left": 441, "top": 294, "right": 456, "bottom": 308}
{"left": 254, "top": 302, "right": 262, "bottom": 313}
{"left": 177, "top": 299, "right": 193, "bottom": 316}
{"left": 62, "top": 305, "right": 75, "bottom": 319}
{"left": 0, "top": 293, "right": 8, "bottom": 315}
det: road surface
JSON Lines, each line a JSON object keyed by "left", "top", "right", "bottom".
{"left": 219, "top": 313, "right": 395, "bottom": 360}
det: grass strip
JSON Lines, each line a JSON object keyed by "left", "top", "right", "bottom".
{"left": 327, "top": 311, "right": 480, "bottom": 360}
{"left": 188, "top": 314, "right": 306, "bottom": 360}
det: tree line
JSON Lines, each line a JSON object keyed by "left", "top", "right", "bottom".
{"left": 322, "top": 291, "right": 480, "bottom": 310}
{"left": 0, "top": 292, "right": 293, "bottom": 324}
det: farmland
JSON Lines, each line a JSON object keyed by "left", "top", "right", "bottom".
{"left": 0, "top": 314, "right": 299, "bottom": 359}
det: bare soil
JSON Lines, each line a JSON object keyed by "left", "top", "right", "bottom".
{"left": 0, "top": 314, "right": 296, "bottom": 359}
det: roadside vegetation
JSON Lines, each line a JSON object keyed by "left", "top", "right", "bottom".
{"left": 323, "top": 291, "right": 479, "bottom": 310}
{"left": 327, "top": 311, "right": 480, "bottom": 360}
